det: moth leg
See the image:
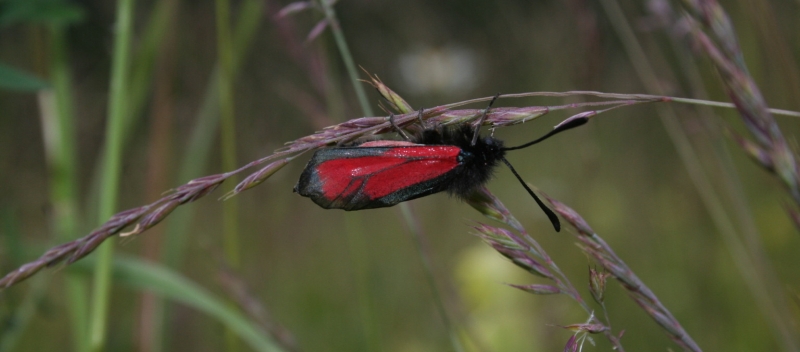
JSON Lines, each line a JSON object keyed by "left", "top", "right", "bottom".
{"left": 471, "top": 92, "right": 501, "bottom": 146}
{"left": 417, "top": 108, "right": 426, "bottom": 128}
{"left": 389, "top": 113, "right": 411, "bottom": 141}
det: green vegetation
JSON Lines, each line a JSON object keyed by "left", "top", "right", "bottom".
{"left": 0, "top": 1, "right": 798, "bottom": 351}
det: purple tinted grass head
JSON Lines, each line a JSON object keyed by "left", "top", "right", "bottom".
{"left": 589, "top": 267, "right": 610, "bottom": 305}
{"left": 468, "top": 194, "right": 625, "bottom": 350}
{"left": 545, "top": 194, "right": 701, "bottom": 352}
{"left": 563, "top": 334, "right": 579, "bottom": 352}
{"left": 557, "top": 313, "right": 610, "bottom": 352}
{"left": 473, "top": 223, "right": 553, "bottom": 279}
{"left": 507, "top": 283, "right": 561, "bottom": 295}
{"left": 678, "top": 1, "right": 800, "bottom": 205}
{"left": 547, "top": 196, "right": 595, "bottom": 236}
{"left": 466, "top": 186, "right": 526, "bottom": 233}
{"left": 0, "top": 76, "right": 678, "bottom": 292}
{"left": 560, "top": 322, "right": 608, "bottom": 335}
{"left": 726, "top": 128, "right": 774, "bottom": 172}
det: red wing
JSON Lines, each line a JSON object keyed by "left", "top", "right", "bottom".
{"left": 295, "top": 146, "right": 462, "bottom": 210}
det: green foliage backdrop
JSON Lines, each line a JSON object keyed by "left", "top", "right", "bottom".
{"left": 1, "top": 0, "right": 799, "bottom": 351}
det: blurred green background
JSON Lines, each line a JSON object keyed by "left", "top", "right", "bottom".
{"left": 1, "top": 0, "right": 799, "bottom": 351}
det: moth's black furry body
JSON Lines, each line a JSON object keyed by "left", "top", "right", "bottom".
{"left": 414, "top": 125, "right": 505, "bottom": 199}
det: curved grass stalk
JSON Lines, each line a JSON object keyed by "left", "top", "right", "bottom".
{"left": 2, "top": 87, "right": 796, "bottom": 292}
{"left": 600, "top": 0, "right": 799, "bottom": 349}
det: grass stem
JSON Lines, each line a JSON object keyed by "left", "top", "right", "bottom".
{"left": 216, "top": 0, "right": 243, "bottom": 350}
{"left": 318, "top": 0, "right": 373, "bottom": 117}
{"left": 47, "top": 22, "right": 88, "bottom": 352}
{"left": 88, "top": 0, "right": 136, "bottom": 349}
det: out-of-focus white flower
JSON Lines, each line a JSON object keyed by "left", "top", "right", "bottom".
{"left": 397, "top": 45, "right": 480, "bottom": 95}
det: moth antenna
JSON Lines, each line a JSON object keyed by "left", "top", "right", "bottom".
{"left": 417, "top": 108, "right": 426, "bottom": 129}
{"left": 471, "top": 93, "right": 501, "bottom": 146}
{"left": 502, "top": 114, "right": 588, "bottom": 151}
{"left": 388, "top": 113, "right": 411, "bottom": 141}
{"left": 500, "top": 157, "right": 561, "bottom": 232}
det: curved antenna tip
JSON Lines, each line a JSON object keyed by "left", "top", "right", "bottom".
{"left": 500, "top": 157, "right": 561, "bottom": 232}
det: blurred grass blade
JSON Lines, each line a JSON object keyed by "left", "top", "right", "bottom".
{"left": 39, "top": 22, "right": 88, "bottom": 351}
{"left": 318, "top": 0, "right": 373, "bottom": 117}
{"left": 0, "top": 0, "right": 85, "bottom": 26}
{"left": 160, "top": 1, "right": 263, "bottom": 349}
{"left": 89, "top": 0, "right": 136, "bottom": 349}
{"left": 74, "top": 257, "right": 286, "bottom": 352}
{"left": 163, "top": 0, "right": 263, "bottom": 268}
{"left": 214, "top": 0, "right": 243, "bottom": 350}
{"left": 0, "top": 62, "right": 49, "bottom": 91}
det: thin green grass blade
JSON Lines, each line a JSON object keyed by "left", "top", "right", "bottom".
{"left": 215, "top": 0, "right": 242, "bottom": 350}
{"left": 162, "top": 0, "right": 263, "bottom": 269}
{"left": 43, "top": 23, "right": 88, "bottom": 351}
{"left": 74, "top": 257, "right": 286, "bottom": 352}
{"left": 88, "top": 0, "right": 136, "bottom": 349}
{"left": 157, "top": 3, "right": 263, "bottom": 350}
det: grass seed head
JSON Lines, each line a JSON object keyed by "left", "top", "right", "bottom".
{"left": 508, "top": 283, "right": 561, "bottom": 295}
{"left": 589, "top": 267, "right": 610, "bottom": 304}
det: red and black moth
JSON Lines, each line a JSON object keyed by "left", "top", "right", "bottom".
{"left": 294, "top": 98, "right": 587, "bottom": 232}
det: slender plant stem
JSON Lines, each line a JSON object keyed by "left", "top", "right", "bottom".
{"left": 77, "top": 0, "right": 176, "bottom": 237}
{"left": 158, "top": 2, "right": 263, "bottom": 349}
{"left": 668, "top": 98, "right": 800, "bottom": 116}
{"left": 88, "top": 0, "right": 136, "bottom": 349}
{"left": 137, "top": 1, "right": 180, "bottom": 351}
{"left": 399, "top": 206, "right": 465, "bottom": 352}
{"left": 124, "top": 0, "right": 180, "bottom": 138}
{"left": 216, "top": 0, "right": 240, "bottom": 269}
{"left": 318, "top": 0, "right": 373, "bottom": 117}
{"left": 342, "top": 215, "right": 381, "bottom": 351}
{"left": 216, "top": 0, "right": 242, "bottom": 350}
{"left": 438, "top": 91, "right": 800, "bottom": 118}
{"left": 47, "top": 22, "right": 88, "bottom": 352}
{"left": 163, "top": 0, "right": 263, "bottom": 268}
